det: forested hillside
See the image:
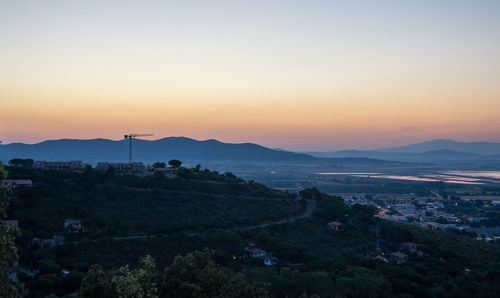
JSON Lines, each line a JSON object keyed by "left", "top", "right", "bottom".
{"left": 3, "top": 165, "right": 500, "bottom": 297}
{"left": 8, "top": 166, "right": 303, "bottom": 238}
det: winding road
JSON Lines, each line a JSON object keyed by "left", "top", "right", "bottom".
{"left": 234, "top": 199, "right": 316, "bottom": 231}
{"left": 108, "top": 199, "right": 317, "bottom": 241}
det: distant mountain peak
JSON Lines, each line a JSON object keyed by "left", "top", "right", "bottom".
{"left": 379, "top": 139, "right": 500, "bottom": 155}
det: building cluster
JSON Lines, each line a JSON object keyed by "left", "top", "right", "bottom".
{"left": 1, "top": 179, "right": 32, "bottom": 189}
{"left": 342, "top": 195, "right": 376, "bottom": 206}
{"left": 372, "top": 242, "right": 424, "bottom": 265}
{"left": 96, "top": 162, "right": 145, "bottom": 173}
{"left": 33, "top": 160, "right": 83, "bottom": 170}
{"left": 31, "top": 235, "right": 65, "bottom": 248}
{"left": 29, "top": 219, "right": 82, "bottom": 248}
{"left": 380, "top": 199, "right": 464, "bottom": 227}
{"left": 347, "top": 193, "right": 500, "bottom": 241}
{"left": 245, "top": 242, "right": 278, "bottom": 266}
{"left": 6, "top": 159, "right": 179, "bottom": 177}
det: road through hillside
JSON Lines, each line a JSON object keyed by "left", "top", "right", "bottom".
{"left": 109, "top": 199, "right": 316, "bottom": 241}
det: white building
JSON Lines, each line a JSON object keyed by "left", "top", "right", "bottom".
{"left": 64, "top": 219, "right": 82, "bottom": 232}
{"left": 1, "top": 179, "right": 32, "bottom": 188}
{"left": 96, "top": 162, "right": 145, "bottom": 173}
{"left": 34, "top": 161, "right": 83, "bottom": 171}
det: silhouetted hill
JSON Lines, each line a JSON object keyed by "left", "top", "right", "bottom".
{"left": 303, "top": 148, "right": 490, "bottom": 163}
{"left": 304, "top": 139, "right": 500, "bottom": 163}
{"left": 379, "top": 139, "right": 500, "bottom": 155}
{"left": 0, "top": 137, "right": 398, "bottom": 165}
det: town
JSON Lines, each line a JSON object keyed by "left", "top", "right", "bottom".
{"left": 342, "top": 192, "right": 500, "bottom": 242}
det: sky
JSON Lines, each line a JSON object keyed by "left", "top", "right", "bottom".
{"left": 1, "top": 0, "right": 499, "bottom": 151}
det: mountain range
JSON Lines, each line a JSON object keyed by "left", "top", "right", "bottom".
{"left": 304, "top": 139, "right": 500, "bottom": 163}
{"left": 379, "top": 139, "right": 500, "bottom": 155}
{"left": 0, "top": 137, "right": 396, "bottom": 166}
{"left": 2, "top": 137, "right": 499, "bottom": 166}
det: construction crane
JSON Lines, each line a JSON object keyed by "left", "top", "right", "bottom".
{"left": 124, "top": 133, "right": 154, "bottom": 165}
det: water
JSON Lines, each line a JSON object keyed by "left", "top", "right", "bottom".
{"left": 316, "top": 172, "right": 382, "bottom": 175}
{"left": 443, "top": 171, "right": 500, "bottom": 180}
{"left": 315, "top": 173, "right": 487, "bottom": 185}
{"left": 315, "top": 170, "right": 500, "bottom": 185}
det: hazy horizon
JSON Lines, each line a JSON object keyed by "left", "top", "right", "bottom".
{"left": 1, "top": 1, "right": 499, "bottom": 150}
{"left": 2, "top": 135, "right": 500, "bottom": 152}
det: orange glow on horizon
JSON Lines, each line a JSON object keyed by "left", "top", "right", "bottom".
{"left": 1, "top": 1, "right": 499, "bottom": 150}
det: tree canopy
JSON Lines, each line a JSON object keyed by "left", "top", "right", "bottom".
{"left": 79, "top": 250, "right": 268, "bottom": 298}
{"left": 8, "top": 158, "right": 33, "bottom": 168}
{"left": 168, "top": 160, "right": 182, "bottom": 169}
{"left": 152, "top": 162, "right": 166, "bottom": 169}
{"left": 0, "top": 161, "right": 21, "bottom": 297}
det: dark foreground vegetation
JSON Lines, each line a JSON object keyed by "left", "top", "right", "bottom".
{"left": 1, "top": 162, "right": 499, "bottom": 297}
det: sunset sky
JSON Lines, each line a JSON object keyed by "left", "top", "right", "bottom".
{"left": 1, "top": 0, "right": 499, "bottom": 150}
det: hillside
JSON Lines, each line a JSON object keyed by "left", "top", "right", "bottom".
{"left": 7, "top": 166, "right": 304, "bottom": 239}
{"left": 4, "top": 165, "right": 500, "bottom": 297}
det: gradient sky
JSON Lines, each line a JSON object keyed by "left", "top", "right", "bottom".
{"left": 1, "top": 0, "right": 499, "bottom": 150}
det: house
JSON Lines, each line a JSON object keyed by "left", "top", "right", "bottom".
{"left": 31, "top": 237, "right": 42, "bottom": 247}
{"left": 64, "top": 219, "right": 82, "bottom": 232}
{"left": 3, "top": 220, "right": 19, "bottom": 230}
{"left": 33, "top": 161, "right": 83, "bottom": 171}
{"left": 61, "top": 269, "right": 70, "bottom": 276}
{"left": 54, "top": 235, "right": 65, "bottom": 245}
{"left": 263, "top": 255, "right": 278, "bottom": 266}
{"left": 41, "top": 239, "right": 57, "bottom": 248}
{"left": 1, "top": 179, "right": 33, "bottom": 189}
{"left": 31, "top": 235, "right": 65, "bottom": 248}
{"left": 389, "top": 252, "right": 408, "bottom": 263}
{"left": 153, "top": 167, "right": 177, "bottom": 177}
{"left": 327, "top": 221, "right": 342, "bottom": 231}
{"left": 96, "top": 162, "right": 145, "bottom": 173}
{"left": 246, "top": 247, "right": 266, "bottom": 258}
{"left": 423, "top": 222, "right": 444, "bottom": 230}
{"left": 469, "top": 217, "right": 488, "bottom": 223}
{"left": 401, "top": 242, "right": 423, "bottom": 256}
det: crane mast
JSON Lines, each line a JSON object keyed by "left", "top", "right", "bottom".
{"left": 124, "top": 133, "right": 153, "bottom": 170}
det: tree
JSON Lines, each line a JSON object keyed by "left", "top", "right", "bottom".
{"left": 152, "top": 162, "right": 166, "bottom": 169}
{"left": 112, "top": 265, "right": 146, "bottom": 298}
{"left": 78, "top": 264, "right": 115, "bottom": 297}
{"left": 313, "top": 195, "right": 349, "bottom": 221}
{"left": 299, "top": 188, "right": 323, "bottom": 200}
{"left": 160, "top": 249, "right": 268, "bottom": 298}
{"left": 8, "top": 158, "right": 33, "bottom": 168}
{"left": 168, "top": 160, "right": 182, "bottom": 169}
{"left": 0, "top": 161, "right": 21, "bottom": 297}
{"left": 79, "top": 258, "right": 159, "bottom": 298}
{"left": 79, "top": 251, "right": 266, "bottom": 298}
